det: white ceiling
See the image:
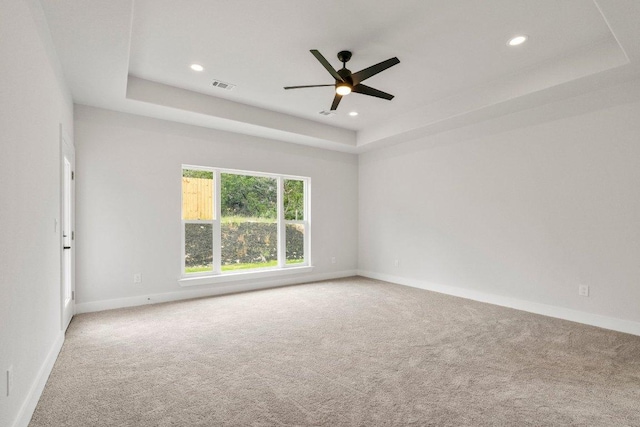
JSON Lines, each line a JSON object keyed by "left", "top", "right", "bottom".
{"left": 39, "top": 0, "right": 640, "bottom": 153}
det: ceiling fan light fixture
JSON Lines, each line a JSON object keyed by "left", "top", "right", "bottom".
{"left": 507, "top": 35, "right": 528, "bottom": 46}
{"left": 336, "top": 84, "right": 352, "bottom": 96}
{"left": 284, "top": 50, "right": 399, "bottom": 111}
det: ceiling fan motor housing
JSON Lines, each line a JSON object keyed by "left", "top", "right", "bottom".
{"left": 337, "top": 68, "right": 353, "bottom": 85}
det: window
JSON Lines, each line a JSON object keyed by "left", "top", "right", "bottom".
{"left": 181, "top": 166, "right": 310, "bottom": 278}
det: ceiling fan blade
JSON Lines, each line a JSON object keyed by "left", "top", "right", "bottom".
{"left": 310, "top": 50, "right": 344, "bottom": 82}
{"left": 352, "top": 84, "right": 394, "bottom": 100}
{"left": 330, "top": 93, "right": 342, "bottom": 111}
{"left": 351, "top": 57, "right": 400, "bottom": 85}
{"left": 284, "top": 84, "right": 335, "bottom": 90}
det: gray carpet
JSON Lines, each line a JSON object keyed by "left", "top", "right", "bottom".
{"left": 30, "top": 277, "right": 640, "bottom": 426}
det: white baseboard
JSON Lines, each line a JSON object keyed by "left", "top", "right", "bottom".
{"left": 12, "top": 332, "right": 65, "bottom": 427}
{"left": 76, "top": 269, "right": 358, "bottom": 314}
{"left": 357, "top": 270, "right": 640, "bottom": 337}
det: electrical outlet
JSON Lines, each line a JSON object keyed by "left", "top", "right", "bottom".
{"left": 331, "top": 257, "right": 336, "bottom": 264}
{"left": 7, "top": 366, "right": 13, "bottom": 397}
{"left": 393, "top": 259, "right": 399, "bottom": 267}
{"left": 579, "top": 285, "right": 589, "bottom": 297}
{"left": 133, "top": 273, "right": 142, "bottom": 284}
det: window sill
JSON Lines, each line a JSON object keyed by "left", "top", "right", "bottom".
{"left": 178, "top": 265, "right": 314, "bottom": 287}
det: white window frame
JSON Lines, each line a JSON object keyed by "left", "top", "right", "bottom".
{"left": 179, "top": 165, "right": 312, "bottom": 286}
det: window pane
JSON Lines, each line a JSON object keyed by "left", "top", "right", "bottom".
{"left": 220, "top": 173, "right": 278, "bottom": 271}
{"left": 185, "top": 223, "right": 213, "bottom": 273}
{"left": 284, "top": 179, "right": 304, "bottom": 221}
{"left": 221, "top": 221, "right": 277, "bottom": 271}
{"left": 221, "top": 174, "right": 277, "bottom": 219}
{"left": 286, "top": 224, "right": 304, "bottom": 264}
{"left": 182, "top": 169, "right": 214, "bottom": 220}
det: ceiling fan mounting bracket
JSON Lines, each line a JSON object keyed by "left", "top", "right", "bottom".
{"left": 337, "top": 50, "right": 352, "bottom": 65}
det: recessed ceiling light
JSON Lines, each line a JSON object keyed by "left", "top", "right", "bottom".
{"left": 507, "top": 35, "right": 528, "bottom": 46}
{"left": 190, "top": 64, "right": 204, "bottom": 72}
{"left": 349, "top": 111, "right": 358, "bottom": 117}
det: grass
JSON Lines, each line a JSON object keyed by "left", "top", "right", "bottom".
{"left": 221, "top": 260, "right": 278, "bottom": 271}
{"left": 185, "top": 265, "right": 214, "bottom": 273}
{"left": 221, "top": 216, "right": 276, "bottom": 224}
{"left": 185, "top": 258, "right": 303, "bottom": 274}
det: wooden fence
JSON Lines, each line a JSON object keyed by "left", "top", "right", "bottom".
{"left": 182, "top": 177, "right": 213, "bottom": 220}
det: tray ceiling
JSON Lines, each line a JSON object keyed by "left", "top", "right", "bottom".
{"left": 40, "top": 0, "right": 640, "bottom": 152}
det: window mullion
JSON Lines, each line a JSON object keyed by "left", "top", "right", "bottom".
{"left": 181, "top": 219, "right": 186, "bottom": 276}
{"left": 277, "top": 176, "right": 285, "bottom": 268}
{"left": 213, "top": 170, "right": 221, "bottom": 273}
{"left": 304, "top": 178, "right": 310, "bottom": 266}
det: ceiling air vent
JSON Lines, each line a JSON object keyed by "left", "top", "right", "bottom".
{"left": 212, "top": 79, "right": 235, "bottom": 90}
{"left": 319, "top": 110, "right": 336, "bottom": 117}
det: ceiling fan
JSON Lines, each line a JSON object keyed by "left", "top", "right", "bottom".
{"left": 284, "top": 50, "right": 400, "bottom": 111}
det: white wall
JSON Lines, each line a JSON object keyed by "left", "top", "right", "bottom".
{"left": 74, "top": 106, "right": 358, "bottom": 310}
{"left": 0, "top": 1, "right": 73, "bottom": 426}
{"left": 359, "top": 86, "right": 640, "bottom": 333}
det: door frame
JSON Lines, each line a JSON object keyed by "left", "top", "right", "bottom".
{"left": 60, "top": 124, "right": 75, "bottom": 331}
